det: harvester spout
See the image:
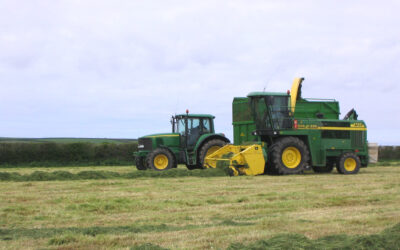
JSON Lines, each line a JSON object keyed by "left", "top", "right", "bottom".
{"left": 290, "top": 77, "right": 305, "bottom": 113}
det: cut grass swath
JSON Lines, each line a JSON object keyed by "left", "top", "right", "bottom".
{"left": 228, "top": 223, "right": 400, "bottom": 250}
{"left": 0, "top": 168, "right": 229, "bottom": 182}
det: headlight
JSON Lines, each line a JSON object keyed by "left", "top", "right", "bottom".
{"left": 138, "top": 145, "right": 144, "bottom": 149}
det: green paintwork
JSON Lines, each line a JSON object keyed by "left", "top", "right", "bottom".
{"left": 232, "top": 93, "right": 369, "bottom": 168}
{"left": 143, "top": 133, "right": 180, "bottom": 138}
{"left": 294, "top": 99, "right": 340, "bottom": 119}
{"left": 232, "top": 97, "right": 257, "bottom": 145}
{"left": 144, "top": 134, "right": 181, "bottom": 150}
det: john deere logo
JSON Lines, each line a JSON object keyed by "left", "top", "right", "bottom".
{"left": 240, "top": 132, "right": 245, "bottom": 137}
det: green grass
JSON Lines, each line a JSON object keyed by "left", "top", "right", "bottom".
{"left": 228, "top": 223, "right": 400, "bottom": 249}
{"left": 371, "top": 160, "right": 400, "bottom": 167}
{"left": 0, "top": 166, "right": 399, "bottom": 249}
{"left": 0, "top": 168, "right": 227, "bottom": 182}
{"left": 0, "top": 137, "right": 136, "bottom": 144}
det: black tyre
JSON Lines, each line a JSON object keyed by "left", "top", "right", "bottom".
{"left": 186, "top": 165, "right": 198, "bottom": 170}
{"left": 312, "top": 162, "right": 334, "bottom": 173}
{"left": 336, "top": 152, "right": 361, "bottom": 174}
{"left": 265, "top": 144, "right": 279, "bottom": 175}
{"left": 197, "top": 139, "right": 227, "bottom": 169}
{"left": 269, "top": 137, "right": 310, "bottom": 175}
{"left": 146, "top": 148, "right": 176, "bottom": 171}
{"left": 135, "top": 156, "right": 147, "bottom": 170}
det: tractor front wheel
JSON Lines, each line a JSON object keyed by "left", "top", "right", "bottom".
{"left": 198, "top": 139, "right": 227, "bottom": 169}
{"left": 135, "top": 156, "right": 147, "bottom": 170}
{"left": 146, "top": 148, "right": 176, "bottom": 171}
{"left": 336, "top": 152, "right": 361, "bottom": 174}
{"left": 269, "top": 137, "right": 310, "bottom": 175}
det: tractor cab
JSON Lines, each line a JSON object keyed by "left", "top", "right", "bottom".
{"left": 172, "top": 113, "right": 215, "bottom": 150}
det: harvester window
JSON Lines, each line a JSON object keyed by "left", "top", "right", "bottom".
{"left": 268, "top": 96, "right": 291, "bottom": 129}
{"left": 252, "top": 97, "right": 270, "bottom": 130}
{"left": 251, "top": 96, "right": 291, "bottom": 131}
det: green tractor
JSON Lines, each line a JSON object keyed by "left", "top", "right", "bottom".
{"left": 134, "top": 112, "right": 229, "bottom": 171}
{"left": 205, "top": 78, "right": 368, "bottom": 175}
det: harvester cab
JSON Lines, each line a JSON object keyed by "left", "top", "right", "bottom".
{"left": 134, "top": 112, "right": 229, "bottom": 171}
{"left": 204, "top": 78, "right": 368, "bottom": 176}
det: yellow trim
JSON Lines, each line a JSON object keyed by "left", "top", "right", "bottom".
{"left": 344, "top": 158, "right": 356, "bottom": 171}
{"left": 146, "top": 134, "right": 180, "bottom": 138}
{"left": 281, "top": 147, "right": 301, "bottom": 169}
{"left": 297, "top": 126, "right": 367, "bottom": 131}
{"left": 206, "top": 146, "right": 221, "bottom": 158}
{"left": 204, "top": 144, "right": 265, "bottom": 176}
{"left": 290, "top": 78, "right": 304, "bottom": 113}
{"left": 350, "top": 123, "right": 365, "bottom": 128}
{"left": 153, "top": 154, "right": 169, "bottom": 169}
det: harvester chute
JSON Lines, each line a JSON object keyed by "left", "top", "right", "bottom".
{"left": 290, "top": 77, "right": 304, "bottom": 113}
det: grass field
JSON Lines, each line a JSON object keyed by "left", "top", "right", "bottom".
{"left": 0, "top": 165, "right": 399, "bottom": 249}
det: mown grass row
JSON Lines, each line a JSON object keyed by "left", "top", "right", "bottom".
{"left": 227, "top": 223, "right": 400, "bottom": 250}
{"left": 2, "top": 222, "right": 399, "bottom": 249}
{"left": 0, "top": 219, "right": 251, "bottom": 241}
{"left": 0, "top": 168, "right": 228, "bottom": 182}
{"left": 1, "top": 162, "right": 398, "bottom": 182}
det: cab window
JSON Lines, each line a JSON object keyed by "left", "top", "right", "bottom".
{"left": 202, "top": 119, "right": 211, "bottom": 133}
{"left": 176, "top": 119, "right": 186, "bottom": 135}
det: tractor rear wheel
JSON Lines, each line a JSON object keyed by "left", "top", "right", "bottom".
{"left": 198, "top": 139, "right": 227, "bottom": 169}
{"left": 336, "top": 152, "right": 361, "bottom": 174}
{"left": 269, "top": 137, "right": 310, "bottom": 175}
{"left": 135, "top": 156, "right": 147, "bottom": 170}
{"left": 146, "top": 148, "right": 176, "bottom": 171}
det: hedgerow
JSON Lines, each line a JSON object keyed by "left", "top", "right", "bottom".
{"left": 0, "top": 142, "right": 137, "bottom": 166}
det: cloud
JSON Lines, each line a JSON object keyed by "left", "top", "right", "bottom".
{"left": 0, "top": 0, "right": 399, "bottom": 144}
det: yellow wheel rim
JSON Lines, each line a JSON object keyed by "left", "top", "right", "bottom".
{"left": 344, "top": 158, "right": 356, "bottom": 171}
{"left": 282, "top": 147, "right": 301, "bottom": 169}
{"left": 206, "top": 146, "right": 221, "bottom": 157}
{"left": 154, "top": 154, "right": 169, "bottom": 170}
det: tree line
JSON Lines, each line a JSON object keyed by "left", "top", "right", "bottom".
{"left": 378, "top": 146, "right": 400, "bottom": 161}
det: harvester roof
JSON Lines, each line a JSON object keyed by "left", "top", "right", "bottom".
{"left": 247, "top": 92, "right": 289, "bottom": 97}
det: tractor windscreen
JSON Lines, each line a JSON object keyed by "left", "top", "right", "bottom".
{"left": 173, "top": 118, "right": 186, "bottom": 135}
{"left": 251, "top": 96, "right": 291, "bottom": 130}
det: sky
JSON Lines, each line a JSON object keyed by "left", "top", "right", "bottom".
{"left": 0, "top": 0, "right": 399, "bottom": 145}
